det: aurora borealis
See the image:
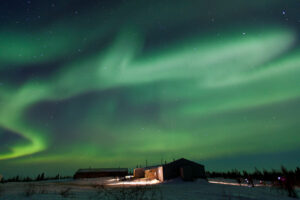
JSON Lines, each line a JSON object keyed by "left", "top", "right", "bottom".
{"left": 1, "top": 0, "right": 300, "bottom": 177}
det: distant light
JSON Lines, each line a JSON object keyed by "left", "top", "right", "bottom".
{"left": 208, "top": 180, "right": 263, "bottom": 187}
{"left": 282, "top": 11, "right": 286, "bottom": 15}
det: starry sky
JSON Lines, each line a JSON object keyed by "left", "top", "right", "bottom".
{"left": 1, "top": 0, "right": 300, "bottom": 177}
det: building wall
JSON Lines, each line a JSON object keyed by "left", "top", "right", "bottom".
{"left": 163, "top": 164, "right": 180, "bottom": 180}
{"left": 192, "top": 165, "right": 205, "bottom": 178}
{"left": 145, "top": 168, "right": 157, "bottom": 180}
{"left": 136, "top": 166, "right": 164, "bottom": 181}
{"left": 162, "top": 159, "right": 205, "bottom": 181}
{"left": 180, "top": 165, "right": 193, "bottom": 181}
{"left": 157, "top": 166, "right": 164, "bottom": 182}
{"left": 133, "top": 168, "right": 145, "bottom": 178}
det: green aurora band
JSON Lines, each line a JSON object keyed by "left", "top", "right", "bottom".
{"left": 0, "top": 0, "right": 300, "bottom": 176}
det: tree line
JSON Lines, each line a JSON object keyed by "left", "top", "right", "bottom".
{"left": 207, "top": 166, "right": 300, "bottom": 185}
{"left": 0, "top": 173, "right": 71, "bottom": 183}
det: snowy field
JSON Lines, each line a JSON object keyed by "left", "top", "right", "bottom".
{"left": 0, "top": 177, "right": 299, "bottom": 200}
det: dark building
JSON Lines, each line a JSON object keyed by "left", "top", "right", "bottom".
{"left": 133, "top": 168, "right": 145, "bottom": 178}
{"left": 74, "top": 168, "right": 128, "bottom": 179}
{"left": 134, "top": 158, "right": 205, "bottom": 181}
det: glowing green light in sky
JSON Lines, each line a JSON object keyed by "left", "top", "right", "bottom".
{"left": 1, "top": 25, "right": 299, "bottom": 162}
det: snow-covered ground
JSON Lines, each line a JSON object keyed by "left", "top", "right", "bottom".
{"left": 0, "top": 177, "right": 299, "bottom": 200}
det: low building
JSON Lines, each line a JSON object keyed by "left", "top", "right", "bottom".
{"left": 145, "top": 166, "right": 164, "bottom": 181}
{"left": 74, "top": 168, "right": 128, "bottom": 179}
{"left": 134, "top": 158, "right": 205, "bottom": 181}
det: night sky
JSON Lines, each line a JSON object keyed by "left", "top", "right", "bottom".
{"left": 1, "top": 0, "right": 300, "bottom": 177}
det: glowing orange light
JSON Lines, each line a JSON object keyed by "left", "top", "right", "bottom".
{"left": 107, "top": 179, "right": 160, "bottom": 186}
{"left": 208, "top": 180, "right": 263, "bottom": 187}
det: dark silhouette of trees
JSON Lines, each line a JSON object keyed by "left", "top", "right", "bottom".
{"left": 207, "top": 166, "right": 300, "bottom": 198}
{"left": 1, "top": 173, "right": 71, "bottom": 183}
{"left": 207, "top": 166, "right": 300, "bottom": 186}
